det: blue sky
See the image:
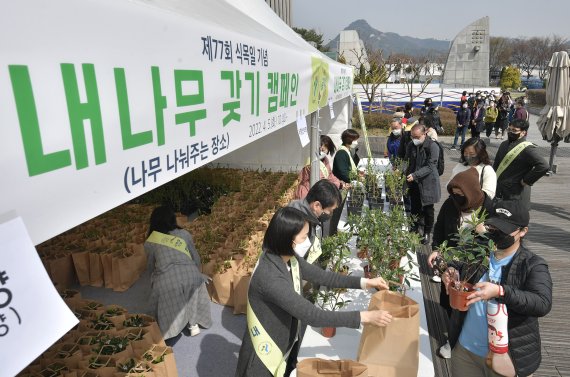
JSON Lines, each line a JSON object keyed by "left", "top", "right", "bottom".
{"left": 292, "top": 0, "right": 570, "bottom": 43}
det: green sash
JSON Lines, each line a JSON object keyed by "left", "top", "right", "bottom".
{"left": 146, "top": 231, "right": 192, "bottom": 260}
{"left": 496, "top": 142, "right": 533, "bottom": 178}
{"left": 306, "top": 237, "right": 322, "bottom": 264}
{"left": 339, "top": 145, "right": 357, "bottom": 174}
{"left": 247, "top": 255, "right": 301, "bottom": 377}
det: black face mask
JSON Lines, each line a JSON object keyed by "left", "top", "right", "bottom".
{"left": 507, "top": 132, "right": 521, "bottom": 142}
{"left": 451, "top": 193, "right": 467, "bottom": 208}
{"left": 487, "top": 229, "right": 517, "bottom": 249}
{"left": 318, "top": 212, "right": 331, "bottom": 222}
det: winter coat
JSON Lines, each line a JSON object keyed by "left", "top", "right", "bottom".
{"left": 456, "top": 108, "right": 471, "bottom": 127}
{"left": 471, "top": 106, "right": 487, "bottom": 132}
{"left": 385, "top": 133, "right": 402, "bottom": 159}
{"left": 514, "top": 107, "right": 529, "bottom": 121}
{"left": 405, "top": 137, "right": 441, "bottom": 206}
{"left": 484, "top": 106, "right": 499, "bottom": 123}
{"left": 294, "top": 157, "right": 342, "bottom": 200}
{"left": 492, "top": 137, "right": 549, "bottom": 205}
{"left": 448, "top": 245, "right": 552, "bottom": 377}
{"left": 333, "top": 147, "right": 358, "bottom": 183}
{"left": 235, "top": 252, "right": 361, "bottom": 377}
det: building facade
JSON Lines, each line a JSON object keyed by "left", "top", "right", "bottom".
{"left": 442, "top": 16, "right": 490, "bottom": 87}
{"left": 265, "top": 0, "right": 291, "bottom": 26}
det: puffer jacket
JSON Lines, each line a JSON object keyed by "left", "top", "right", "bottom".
{"left": 448, "top": 245, "right": 553, "bottom": 377}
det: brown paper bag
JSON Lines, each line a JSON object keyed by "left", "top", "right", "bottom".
{"left": 141, "top": 345, "right": 177, "bottom": 377}
{"left": 208, "top": 266, "right": 234, "bottom": 306}
{"left": 71, "top": 251, "right": 91, "bottom": 286}
{"left": 122, "top": 314, "right": 164, "bottom": 346}
{"left": 357, "top": 290, "right": 419, "bottom": 377}
{"left": 100, "top": 252, "right": 115, "bottom": 289}
{"left": 112, "top": 245, "right": 147, "bottom": 292}
{"left": 89, "top": 252, "right": 104, "bottom": 287}
{"left": 48, "top": 253, "right": 78, "bottom": 289}
{"left": 296, "top": 358, "right": 368, "bottom": 377}
{"left": 232, "top": 273, "right": 251, "bottom": 314}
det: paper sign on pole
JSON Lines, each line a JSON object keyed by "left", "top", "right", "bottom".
{"left": 0, "top": 215, "right": 79, "bottom": 377}
{"left": 328, "top": 99, "right": 335, "bottom": 119}
{"left": 297, "top": 116, "right": 310, "bottom": 147}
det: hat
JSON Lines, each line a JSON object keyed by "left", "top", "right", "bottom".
{"left": 485, "top": 200, "right": 530, "bottom": 234}
{"left": 446, "top": 167, "right": 484, "bottom": 211}
{"left": 393, "top": 111, "right": 405, "bottom": 119}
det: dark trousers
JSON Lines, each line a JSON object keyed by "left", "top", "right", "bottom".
{"left": 409, "top": 184, "right": 435, "bottom": 234}
{"left": 328, "top": 195, "right": 346, "bottom": 236}
{"left": 485, "top": 122, "right": 496, "bottom": 137}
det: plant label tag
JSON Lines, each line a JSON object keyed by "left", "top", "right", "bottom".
{"left": 0, "top": 215, "right": 79, "bottom": 377}
{"left": 328, "top": 99, "right": 335, "bottom": 119}
{"left": 297, "top": 115, "right": 310, "bottom": 147}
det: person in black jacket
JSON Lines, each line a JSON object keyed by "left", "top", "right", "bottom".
{"left": 405, "top": 124, "right": 441, "bottom": 244}
{"left": 441, "top": 200, "right": 552, "bottom": 377}
{"left": 493, "top": 119, "right": 549, "bottom": 210}
{"left": 428, "top": 167, "right": 491, "bottom": 358}
{"left": 470, "top": 99, "right": 486, "bottom": 139}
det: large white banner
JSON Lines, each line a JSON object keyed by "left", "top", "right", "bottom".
{"left": 0, "top": 0, "right": 353, "bottom": 244}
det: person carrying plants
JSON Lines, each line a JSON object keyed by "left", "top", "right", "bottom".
{"left": 144, "top": 206, "right": 212, "bottom": 339}
{"left": 428, "top": 166, "right": 490, "bottom": 359}
{"left": 440, "top": 200, "right": 552, "bottom": 377}
{"left": 288, "top": 179, "right": 341, "bottom": 263}
{"left": 235, "top": 207, "right": 392, "bottom": 377}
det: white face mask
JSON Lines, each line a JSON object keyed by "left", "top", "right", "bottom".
{"left": 412, "top": 138, "right": 423, "bottom": 146}
{"left": 293, "top": 237, "right": 312, "bottom": 258}
{"left": 350, "top": 140, "right": 358, "bottom": 149}
{"left": 319, "top": 151, "right": 327, "bottom": 159}
{"left": 462, "top": 104, "right": 468, "bottom": 109}
{"left": 392, "top": 129, "right": 402, "bottom": 136}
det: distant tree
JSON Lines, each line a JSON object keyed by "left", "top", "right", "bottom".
{"left": 392, "top": 54, "right": 436, "bottom": 102}
{"left": 536, "top": 35, "right": 569, "bottom": 80}
{"left": 490, "top": 37, "right": 514, "bottom": 80}
{"left": 345, "top": 44, "right": 392, "bottom": 113}
{"left": 500, "top": 65, "right": 521, "bottom": 90}
{"left": 511, "top": 38, "right": 540, "bottom": 81}
{"left": 293, "top": 27, "right": 329, "bottom": 52}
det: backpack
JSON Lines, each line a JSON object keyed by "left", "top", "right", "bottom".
{"left": 426, "top": 139, "right": 445, "bottom": 176}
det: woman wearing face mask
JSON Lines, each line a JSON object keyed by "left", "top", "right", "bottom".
{"left": 484, "top": 100, "right": 498, "bottom": 140}
{"left": 451, "top": 100, "right": 471, "bottom": 150}
{"left": 333, "top": 129, "right": 360, "bottom": 184}
{"left": 235, "top": 207, "right": 391, "bottom": 377}
{"left": 449, "top": 137, "right": 496, "bottom": 200}
{"left": 420, "top": 97, "right": 433, "bottom": 118}
{"left": 470, "top": 100, "right": 486, "bottom": 139}
{"left": 427, "top": 166, "right": 489, "bottom": 358}
{"left": 293, "top": 135, "right": 342, "bottom": 200}
{"left": 441, "top": 200, "right": 552, "bottom": 377}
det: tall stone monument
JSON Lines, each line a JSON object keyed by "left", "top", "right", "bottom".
{"left": 442, "top": 17, "right": 490, "bottom": 87}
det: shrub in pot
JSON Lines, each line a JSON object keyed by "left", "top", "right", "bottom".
{"left": 315, "top": 288, "right": 352, "bottom": 338}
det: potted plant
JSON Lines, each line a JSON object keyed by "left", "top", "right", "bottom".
{"left": 347, "top": 170, "right": 365, "bottom": 216}
{"left": 384, "top": 158, "right": 407, "bottom": 208}
{"left": 438, "top": 208, "right": 493, "bottom": 311}
{"left": 315, "top": 288, "right": 352, "bottom": 338}
{"left": 318, "top": 231, "right": 352, "bottom": 273}
{"left": 364, "top": 159, "right": 383, "bottom": 210}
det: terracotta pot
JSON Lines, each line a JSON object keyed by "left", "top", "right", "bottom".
{"left": 321, "top": 327, "right": 336, "bottom": 338}
{"left": 363, "top": 265, "right": 374, "bottom": 279}
{"left": 357, "top": 249, "right": 368, "bottom": 259}
{"left": 449, "top": 282, "right": 475, "bottom": 311}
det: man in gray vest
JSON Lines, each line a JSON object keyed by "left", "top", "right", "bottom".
{"left": 493, "top": 119, "right": 548, "bottom": 210}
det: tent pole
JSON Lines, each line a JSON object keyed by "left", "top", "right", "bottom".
{"left": 310, "top": 110, "right": 321, "bottom": 187}
{"left": 548, "top": 134, "right": 561, "bottom": 175}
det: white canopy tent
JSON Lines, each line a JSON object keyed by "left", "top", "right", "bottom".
{"left": 0, "top": 0, "right": 354, "bottom": 244}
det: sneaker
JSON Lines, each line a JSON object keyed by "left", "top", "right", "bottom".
{"left": 189, "top": 324, "right": 200, "bottom": 337}
{"left": 450, "top": 146, "right": 457, "bottom": 150}
{"left": 431, "top": 275, "right": 442, "bottom": 283}
{"left": 438, "top": 341, "right": 452, "bottom": 359}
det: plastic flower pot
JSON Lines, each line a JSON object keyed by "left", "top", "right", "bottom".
{"left": 449, "top": 282, "right": 475, "bottom": 311}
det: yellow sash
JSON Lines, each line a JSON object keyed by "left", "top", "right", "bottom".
{"left": 496, "top": 141, "right": 532, "bottom": 178}
{"left": 146, "top": 231, "right": 192, "bottom": 260}
{"left": 247, "top": 255, "right": 301, "bottom": 377}
{"left": 319, "top": 161, "right": 329, "bottom": 179}
{"left": 306, "top": 237, "right": 322, "bottom": 264}
{"left": 338, "top": 145, "right": 357, "bottom": 174}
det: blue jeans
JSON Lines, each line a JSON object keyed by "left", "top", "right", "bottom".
{"left": 453, "top": 126, "right": 467, "bottom": 147}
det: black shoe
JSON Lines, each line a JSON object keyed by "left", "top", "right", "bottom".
{"left": 421, "top": 234, "right": 430, "bottom": 245}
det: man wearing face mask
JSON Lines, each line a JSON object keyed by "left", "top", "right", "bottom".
{"left": 288, "top": 179, "right": 341, "bottom": 263}
{"left": 384, "top": 118, "right": 403, "bottom": 161}
{"left": 492, "top": 119, "right": 548, "bottom": 210}
{"left": 441, "top": 200, "right": 552, "bottom": 377}
{"left": 405, "top": 124, "right": 442, "bottom": 244}
{"left": 451, "top": 100, "right": 471, "bottom": 150}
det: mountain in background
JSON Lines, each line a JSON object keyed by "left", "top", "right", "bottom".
{"left": 326, "top": 19, "right": 450, "bottom": 57}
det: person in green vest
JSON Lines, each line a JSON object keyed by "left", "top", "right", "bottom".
{"left": 144, "top": 206, "right": 212, "bottom": 339}
{"left": 493, "top": 119, "right": 549, "bottom": 210}
{"left": 235, "top": 207, "right": 392, "bottom": 377}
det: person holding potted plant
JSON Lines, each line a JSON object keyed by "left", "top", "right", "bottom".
{"left": 428, "top": 166, "right": 488, "bottom": 358}
{"left": 144, "top": 206, "right": 212, "bottom": 339}
{"left": 440, "top": 200, "right": 553, "bottom": 377}
{"left": 235, "top": 207, "right": 392, "bottom": 377}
